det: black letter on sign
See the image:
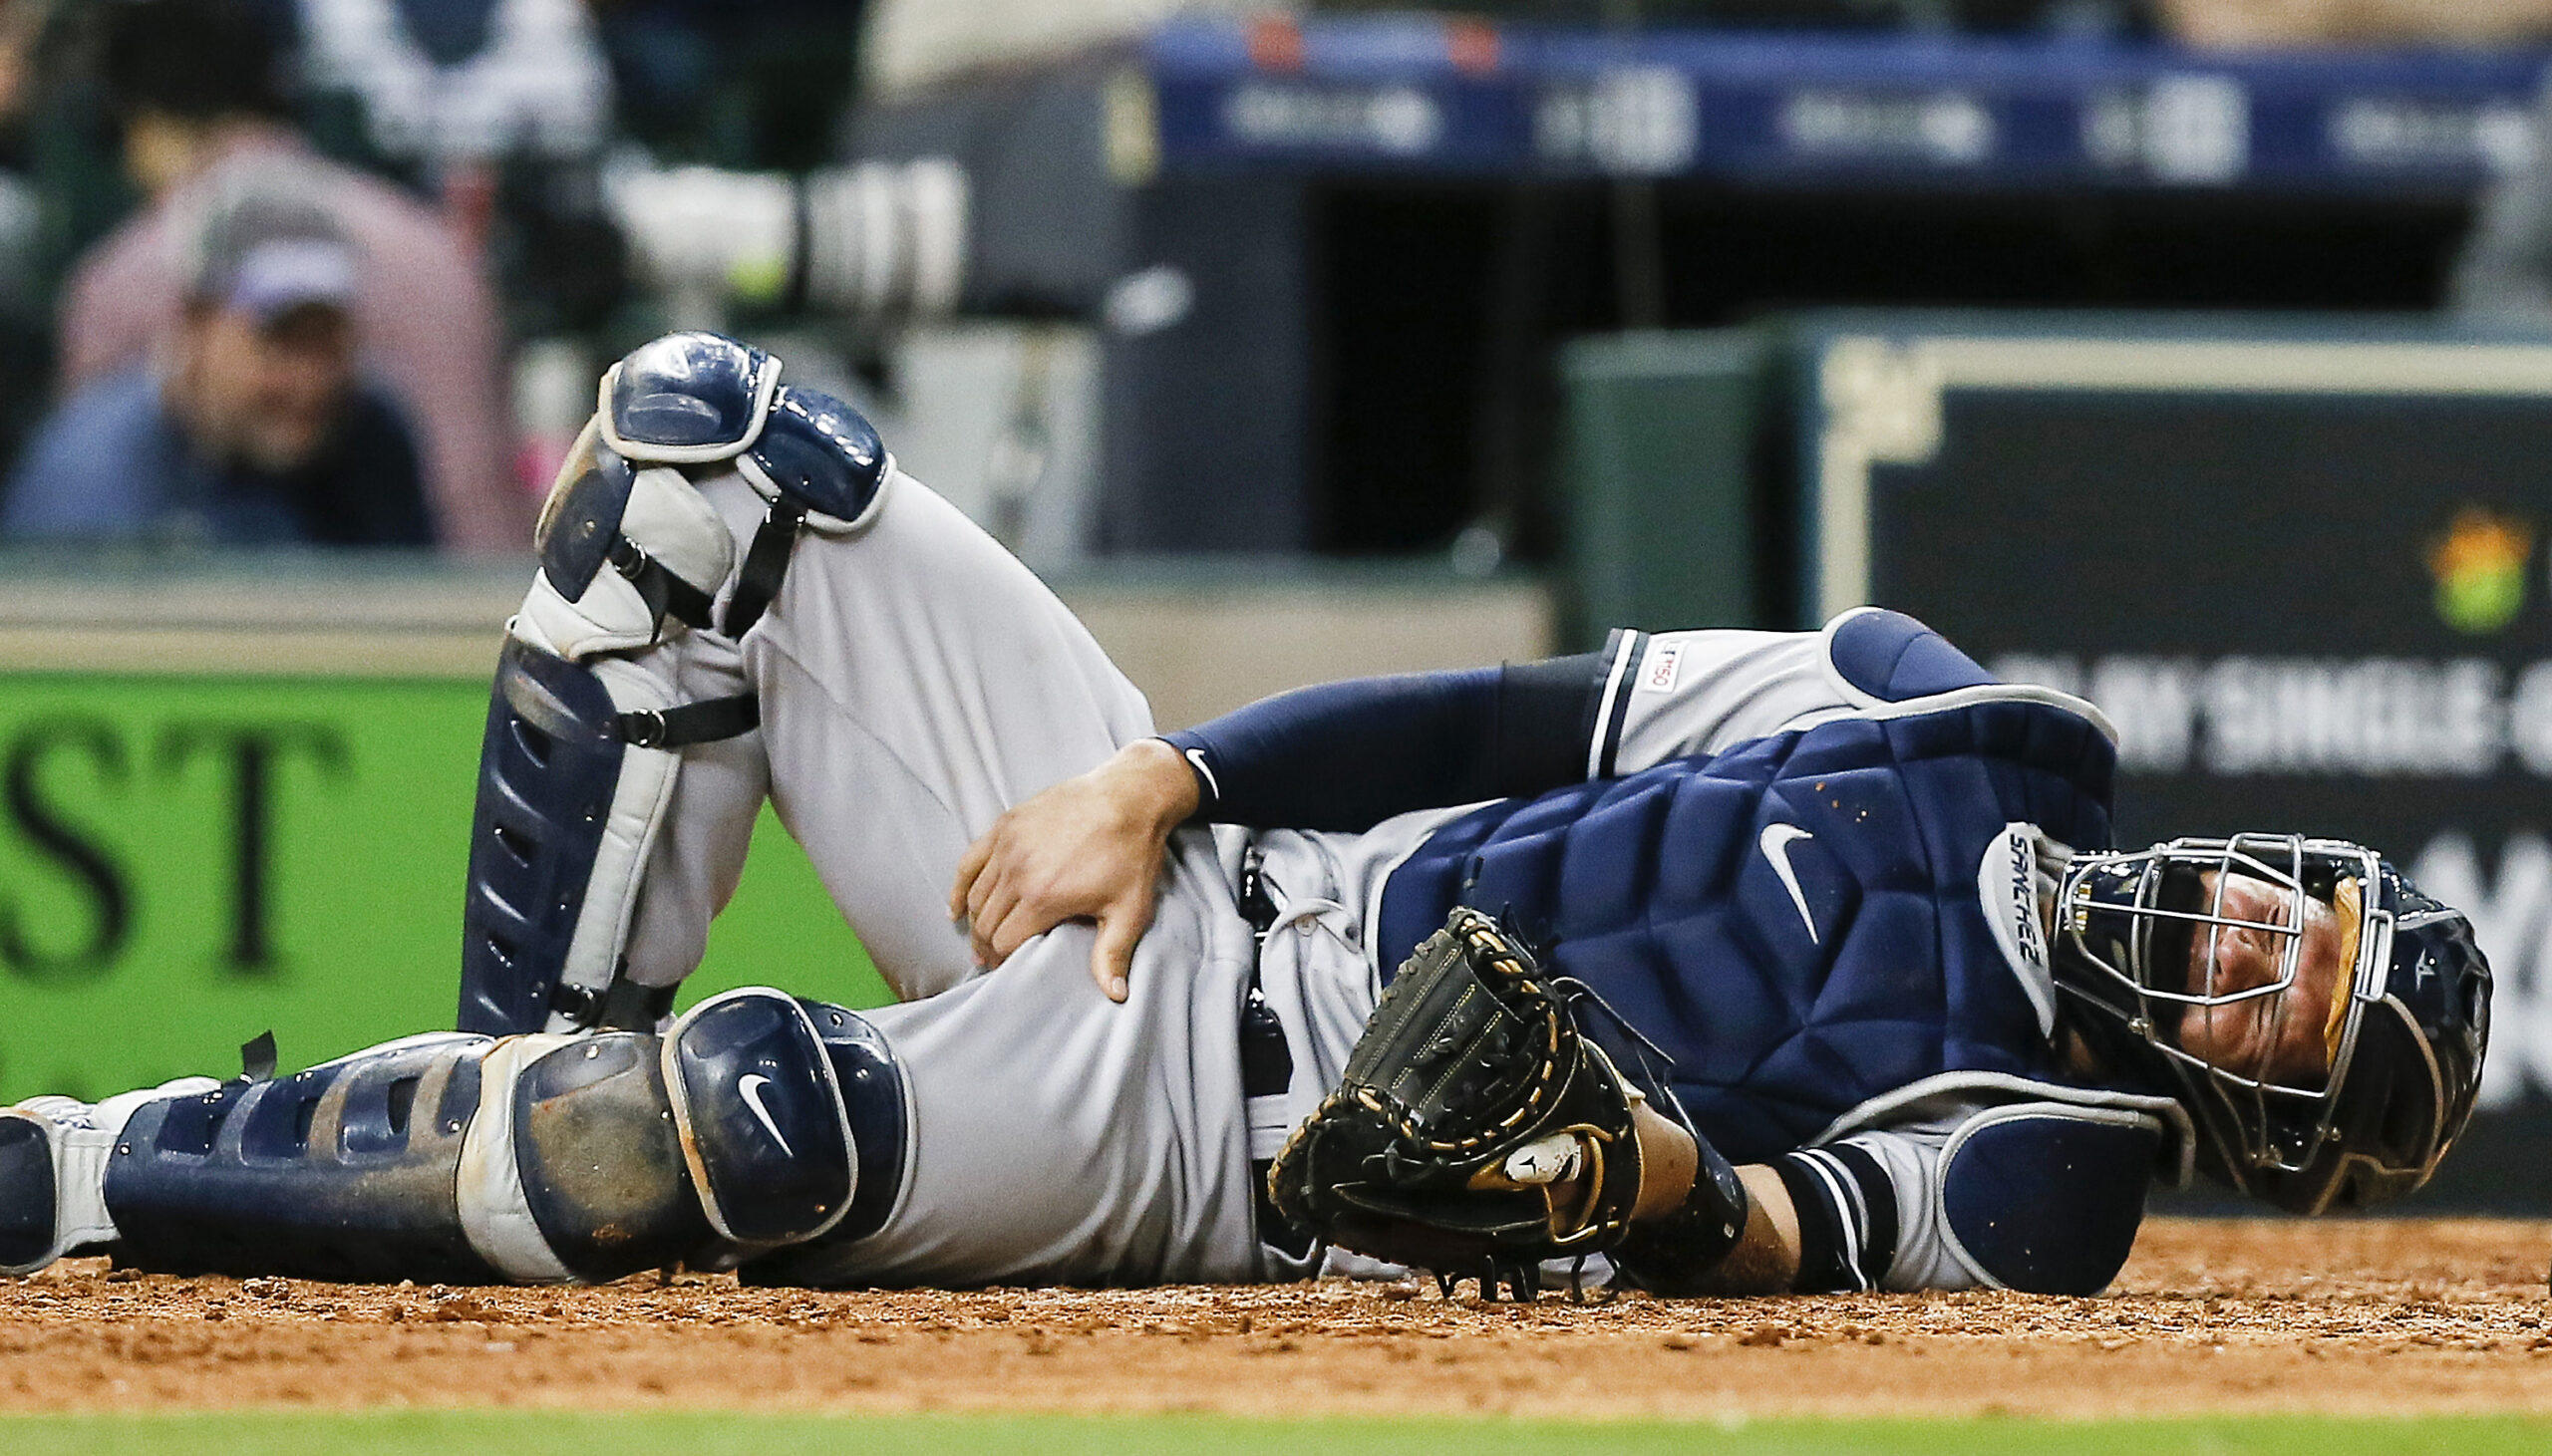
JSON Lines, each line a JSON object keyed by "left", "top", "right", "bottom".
{"left": 0, "top": 720, "right": 133, "bottom": 983}
{"left": 159, "top": 725, "right": 350, "bottom": 975}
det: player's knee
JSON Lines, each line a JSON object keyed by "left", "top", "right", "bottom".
{"left": 661, "top": 990, "right": 869, "bottom": 1247}
{"left": 487, "top": 990, "right": 906, "bottom": 1280}
{"left": 790, "top": 999, "right": 907, "bottom": 1244}
{"left": 724, "top": 999, "right": 909, "bottom": 1289}
{"left": 469, "top": 995, "right": 878, "bottom": 1283}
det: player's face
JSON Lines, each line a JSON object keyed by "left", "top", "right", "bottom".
{"left": 2169, "top": 872, "right": 2352, "bottom": 1089}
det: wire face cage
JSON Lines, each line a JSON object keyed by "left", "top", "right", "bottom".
{"left": 2058, "top": 834, "right": 2392, "bottom": 1187}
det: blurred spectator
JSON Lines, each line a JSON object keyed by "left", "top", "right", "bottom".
{"left": 2, "top": 178, "right": 432, "bottom": 545}
{"left": 57, "top": 0, "right": 521, "bottom": 553}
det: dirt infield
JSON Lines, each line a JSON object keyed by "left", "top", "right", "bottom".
{"left": 3, "top": 1219, "right": 2549, "bottom": 1419}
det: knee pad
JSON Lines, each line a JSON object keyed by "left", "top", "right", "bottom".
{"left": 597, "top": 332, "right": 889, "bottom": 640}
{"left": 594, "top": 331, "right": 886, "bottom": 532}
{"left": 798, "top": 999, "right": 907, "bottom": 1243}
{"left": 600, "top": 332, "right": 783, "bottom": 463}
{"left": 473, "top": 991, "right": 902, "bottom": 1278}
{"left": 662, "top": 990, "right": 861, "bottom": 1247}
{"left": 491, "top": 991, "right": 901, "bottom": 1277}
{"left": 469, "top": 1031, "right": 712, "bottom": 1282}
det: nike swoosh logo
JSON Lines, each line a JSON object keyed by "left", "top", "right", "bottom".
{"left": 1182, "top": 747, "right": 1222, "bottom": 802}
{"left": 738, "top": 1074, "right": 794, "bottom": 1156}
{"left": 1758, "top": 823, "right": 1820, "bottom": 945}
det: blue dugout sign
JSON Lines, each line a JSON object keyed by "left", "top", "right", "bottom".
{"left": 1144, "top": 15, "right": 2548, "bottom": 195}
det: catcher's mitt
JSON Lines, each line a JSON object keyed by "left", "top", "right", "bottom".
{"left": 1266, "top": 907, "right": 1647, "bottom": 1283}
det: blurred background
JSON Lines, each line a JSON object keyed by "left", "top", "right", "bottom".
{"left": 5, "top": 0, "right": 2552, "bottom": 1209}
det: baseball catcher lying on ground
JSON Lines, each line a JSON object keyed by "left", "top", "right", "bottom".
{"left": 0, "top": 333, "right": 2491, "bottom": 1298}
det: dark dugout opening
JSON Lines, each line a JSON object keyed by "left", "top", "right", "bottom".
{"left": 1308, "top": 179, "right": 2472, "bottom": 564}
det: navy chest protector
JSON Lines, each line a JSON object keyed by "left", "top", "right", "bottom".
{"left": 1378, "top": 696, "right": 2117, "bottom": 1165}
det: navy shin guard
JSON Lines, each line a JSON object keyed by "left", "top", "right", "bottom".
{"left": 90, "top": 995, "right": 904, "bottom": 1287}
{"left": 105, "top": 1036, "right": 498, "bottom": 1283}
{"left": 101, "top": 1032, "right": 716, "bottom": 1286}
{"left": 459, "top": 642, "right": 633, "bottom": 1034}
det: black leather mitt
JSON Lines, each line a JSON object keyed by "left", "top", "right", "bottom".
{"left": 1266, "top": 908, "right": 1647, "bottom": 1284}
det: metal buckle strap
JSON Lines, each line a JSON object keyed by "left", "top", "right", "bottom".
{"left": 607, "top": 536, "right": 718, "bottom": 631}
{"left": 547, "top": 976, "right": 679, "bottom": 1031}
{"left": 609, "top": 693, "right": 761, "bottom": 749}
{"left": 721, "top": 501, "right": 805, "bottom": 639}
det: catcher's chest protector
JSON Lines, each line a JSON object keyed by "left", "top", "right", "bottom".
{"left": 1378, "top": 697, "right": 2116, "bottom": 1164}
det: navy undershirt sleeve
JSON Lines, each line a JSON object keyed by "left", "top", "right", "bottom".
{"left": 1158, "top": 652, "right": 1610, "bottom": 832}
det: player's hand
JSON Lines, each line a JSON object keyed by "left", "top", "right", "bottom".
{"left": 949, "top": 737, "right": 1202, "bottom": 1002}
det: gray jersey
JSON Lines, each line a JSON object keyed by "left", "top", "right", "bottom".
{"left": 615, "top": 476, "right": 2165, "bottom": 1290}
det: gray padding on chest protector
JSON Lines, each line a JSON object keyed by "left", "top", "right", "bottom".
{"left": 1939, "top": 1103, "right": 2158, "bottom": 1296}
{"left": 103, "top": 1034, "right": 498, "bottom": 1283}
{"left": 663, "top": 990, "right": 859, "bottom": 1248}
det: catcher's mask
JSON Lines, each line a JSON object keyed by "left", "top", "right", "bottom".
{"left": 2053, "top": 834, "right": 2490, "bottom": 1215}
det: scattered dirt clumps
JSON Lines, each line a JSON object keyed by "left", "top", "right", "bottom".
{"left": 2, "top": 1218, "right": 2549, "bottom": 1417}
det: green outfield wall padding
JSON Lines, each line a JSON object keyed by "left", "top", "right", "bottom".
{"left": 0, "top": 675, "right": 886, "bottom": 1102}
{"left": 1559, "top": 328, "right": 1771, "bottom": 650}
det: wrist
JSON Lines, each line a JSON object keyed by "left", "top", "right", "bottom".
{"left": 1627, "top": 1097, "right": 1698, "bottom": 1222}
{"left": 1121, "top": 737, "right": 1202, "bottom": 830}
{"left": 1610, "top": 1121, "right": 1757, "bottom": 1297}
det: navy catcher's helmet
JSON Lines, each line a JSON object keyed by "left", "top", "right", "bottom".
{"left": 2052, "top": 835, "right": 2489, "bottom": 1215}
